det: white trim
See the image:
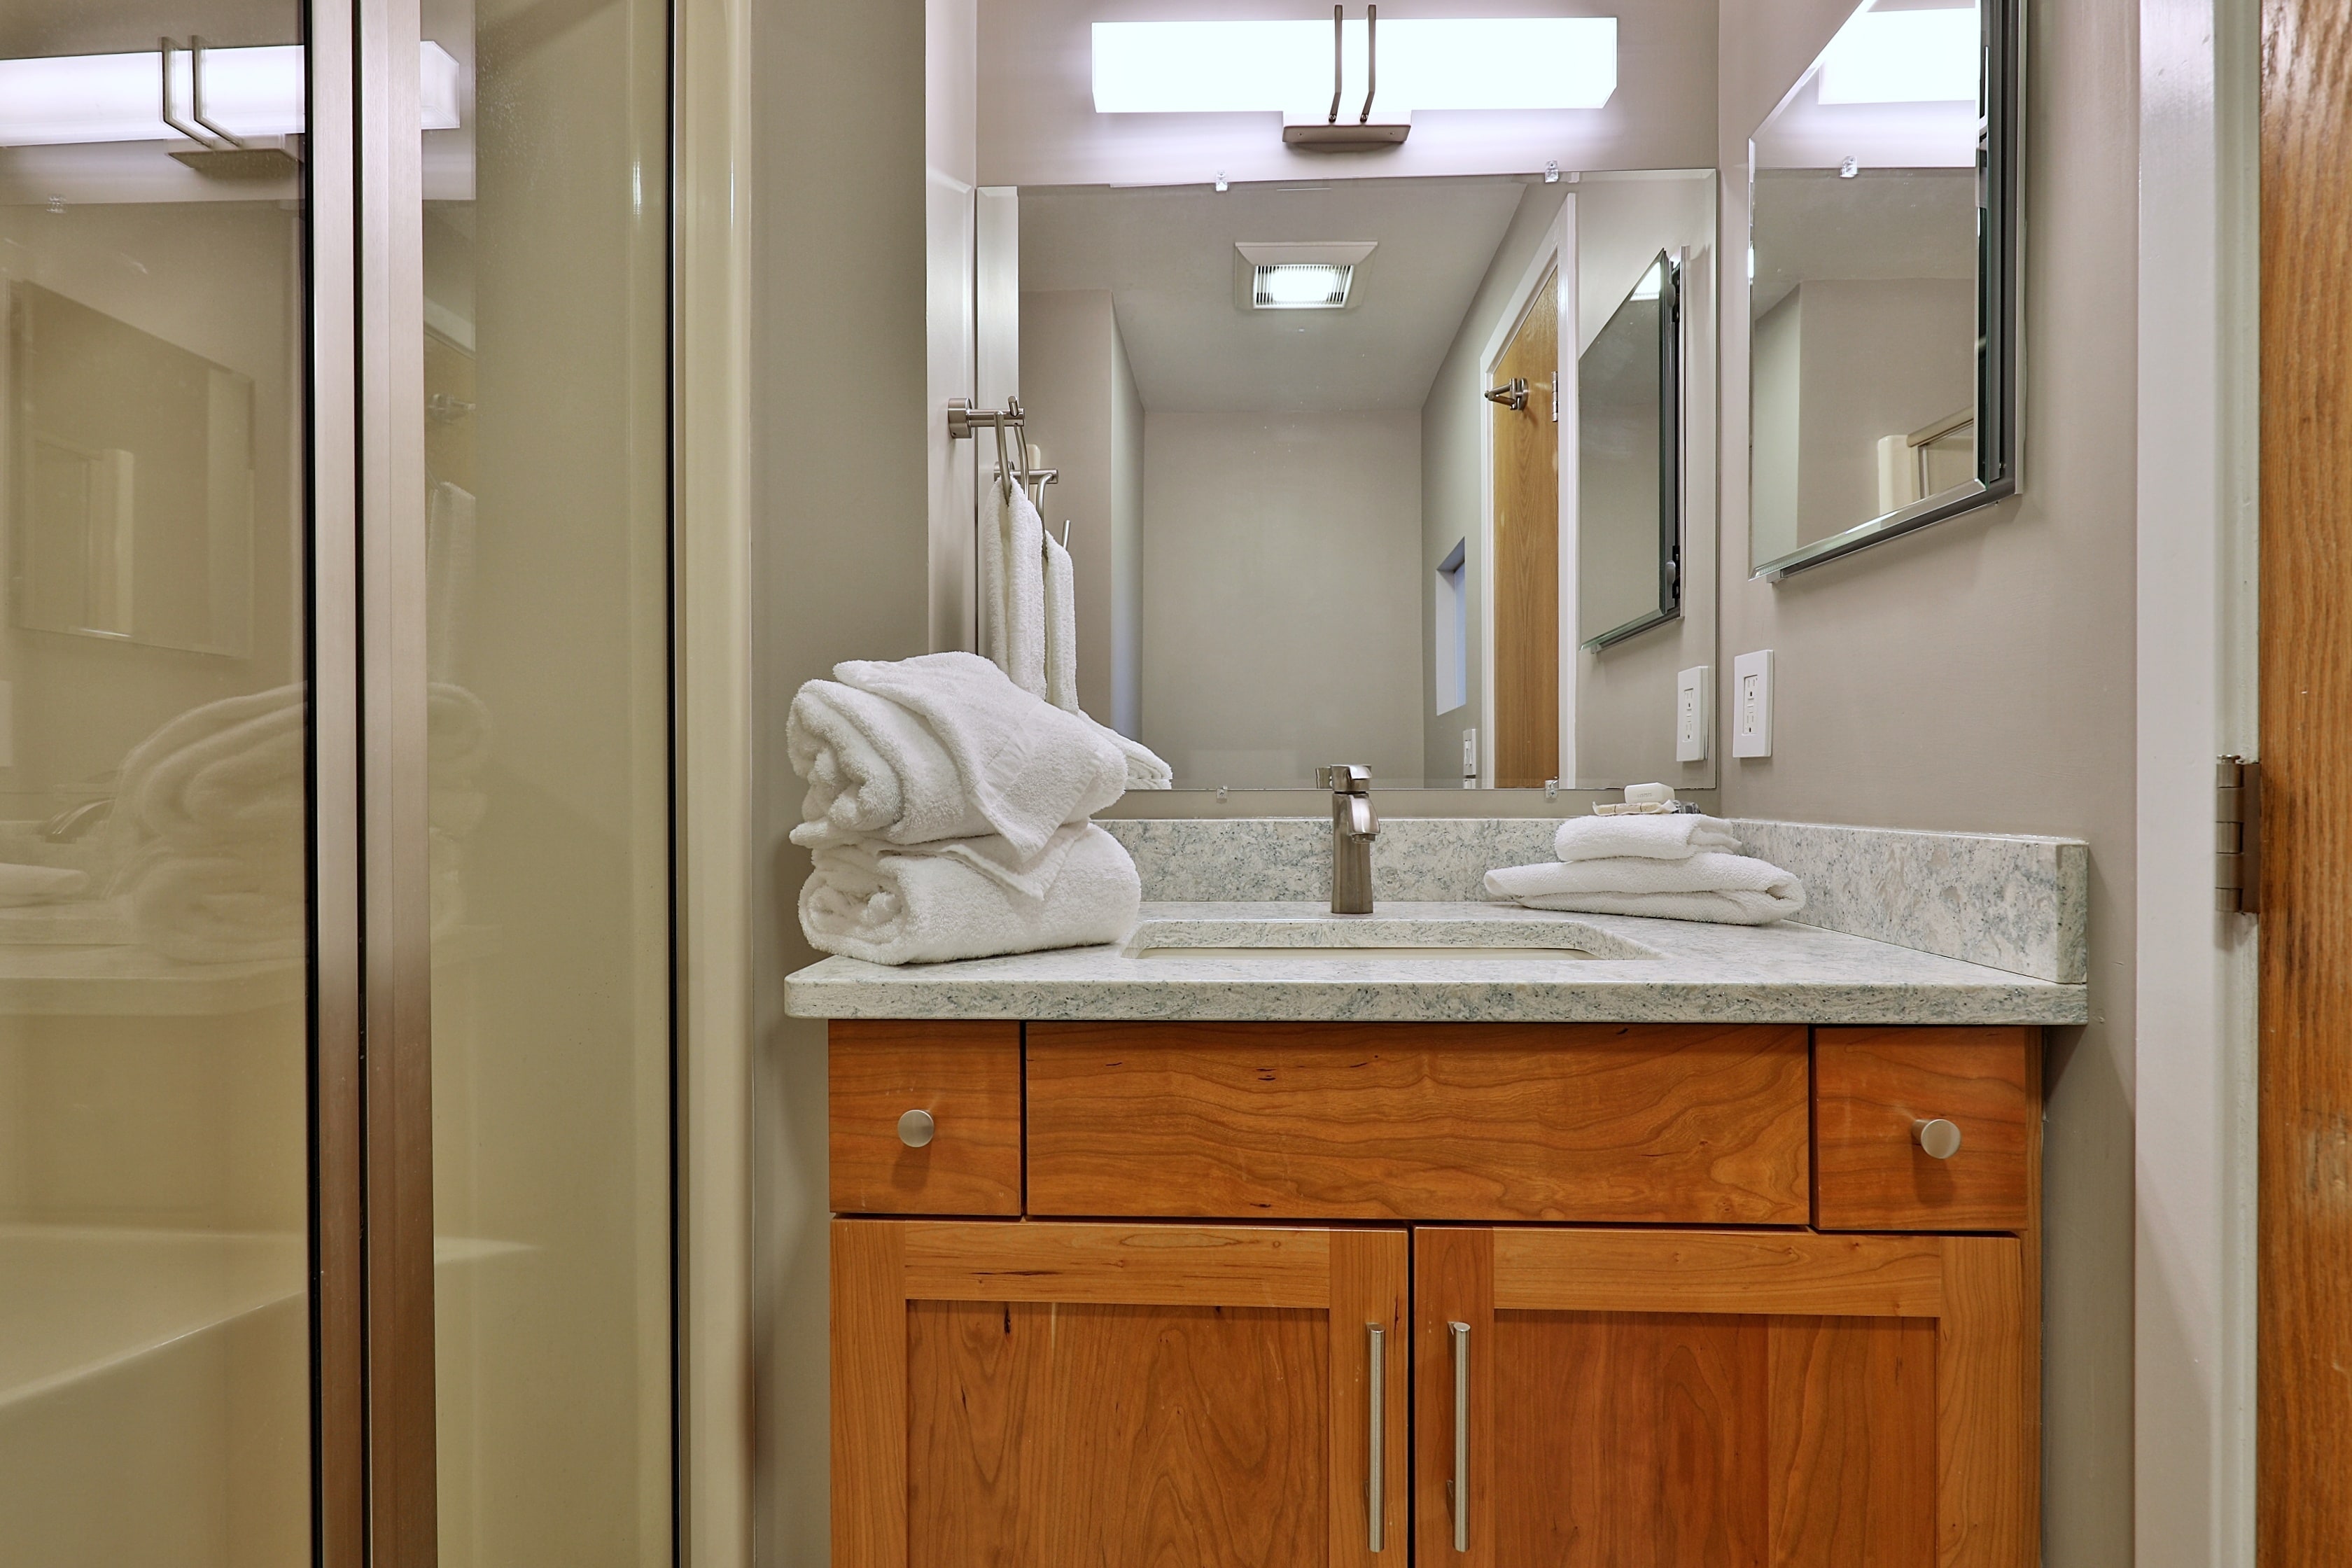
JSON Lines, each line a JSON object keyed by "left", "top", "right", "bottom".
{"left": 2134, "top": 0, "right": 2259, "bottom": 1562}
{"left": 676, "top": 0, "right": 754, "bottom": 1560}
{"left": 1478, "top": 196, "right": 1576, "bottom": 788}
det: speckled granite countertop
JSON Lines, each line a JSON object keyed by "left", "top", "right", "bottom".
{"left": 783, "top": 902, "right": 2088, "bottom": 1026}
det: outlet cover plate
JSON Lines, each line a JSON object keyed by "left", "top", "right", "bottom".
{"left": 1675, "top": 666, "right": 1710, "bottom": 762}
{"left": 1732, "top": 650, "right": 1773, "bottom": 759}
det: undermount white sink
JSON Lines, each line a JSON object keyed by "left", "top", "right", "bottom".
{"left": 1122, "top": 909, "right": 1659, "bottom": 962}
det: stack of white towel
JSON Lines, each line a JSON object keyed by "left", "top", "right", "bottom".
{"left": 789, "top": 652, "right": 1142, "bottom": 965}
{"left": 109, "top": 682, "right": 491, "bottom": 963}
{"left": 981, "top": 480, "right": 1170, "bottom": 790}
{"left": 1485, "top": 811, "right": 1806, "bottom": 926}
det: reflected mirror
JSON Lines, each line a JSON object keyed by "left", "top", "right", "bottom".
{"left": 1746, "top": 0, "right": 2019, "bottom": 577}
{"left": 1579, "top": 248, "right": 1681, "bottom": 650}
{"left": 1002, "top": 169, "right": 1716, "bottom": 792}
{"left": 8, "top": 282, "right": 255, "bottom": 655}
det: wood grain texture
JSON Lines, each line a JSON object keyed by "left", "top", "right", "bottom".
{"left": 832, "top": 1221, "right": 906, "bottom": 1568}
{"left": 1491, "top": 1228, "right": 1947, "bottom": 1317}
{"left": 909, "top": 1300, "right": 1332, "bottom": 1568}
{"left": 1327, "top": 1229, "right": 1410, "bottom": 1565}
{"left": 2260, "top": 1, "right": 2352, "bottom": 1555}
{"left": 1934, "top": 1237, "right": 2029, "bottom": 1568}
{"left": 1812, "top": 1028, "right": 2031, "bottom": 1232}
{"left": 1415, "top": 1226, "right": 1495, "bottom": 1567}
{"left": 1767, "top": 1317, "right": 1937, "bottom": 1568}
{"left": 830, "top": 1019, "right": 1023, "bottom": 1215}
{"left": 1492, "top": 267, "right": 1560, "bottom": 788}
{"left": 1026, "top": 1022, "right": 1811, "bottom": 1224}
{"left": 902, "top": 1221, "right": 1334, "bottom": 1307}
{"left": 1494, "top": 1310, "right": 1770, "bottom": 1568}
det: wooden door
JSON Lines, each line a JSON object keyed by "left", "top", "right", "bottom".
{"left": 2259, "top": 0, "right": 2352, "bottom": 1555}
{"left": 833, "top": 1219, "right": 1409, "bottom": 1568}
{"left": 1415, "top": 1228, "right": 2031, "bottom": 1568}
{"left": 1491, "top": 270, "right": 1560, "bottom": 788}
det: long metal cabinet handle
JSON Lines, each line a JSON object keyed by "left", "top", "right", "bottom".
{"left": 1366, "top": 1323, "right": 1386, "bottom": 1551}
{"left": 1449, "top": 1320, "right": 1471, "bottom": 1552}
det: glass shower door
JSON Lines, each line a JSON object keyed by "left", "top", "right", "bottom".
{"left": 0, "top": 6, "right": 314, "bottom": 1564}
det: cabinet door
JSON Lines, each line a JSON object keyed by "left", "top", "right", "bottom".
{"left": 1415, "top": 1228, "right": 2031, "bottom": 1568}
{"left": 834, "top": 1219, "right": 1408, "bottom": 1568}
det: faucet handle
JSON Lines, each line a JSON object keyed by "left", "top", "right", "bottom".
{"left": 1318, "top": 764, "right": 1373, "bottom": 794}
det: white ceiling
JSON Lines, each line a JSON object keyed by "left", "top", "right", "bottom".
{"left": 1749, "top": 167, "right": 1975, "bottom": 316}
{"left": 1019, "top": 176, "right": 1531, "bottom": 412}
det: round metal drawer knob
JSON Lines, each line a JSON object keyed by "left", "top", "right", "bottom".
{"left": 1913, "top": 1118, "right": 1963, "bottom": 1160}
{"left": 897, "top": 1109, "right": 936, "bottom": 1149}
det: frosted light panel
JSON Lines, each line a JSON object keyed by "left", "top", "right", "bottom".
{"left": 1093, "top": 18, "right": 1616, "bottom": 113}
{"left": 1816, "top": 6, "right": 1980, "bottom": 105}
{"left": 1254, "top": 263, "right": 1352, "bottom": 308}
{"left": 0, "top": 41, "right": 461, "bottom": 146}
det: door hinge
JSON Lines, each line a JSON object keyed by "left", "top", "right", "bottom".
{"left": 2217, "top": 756, "right": 2261, "bottom": 914}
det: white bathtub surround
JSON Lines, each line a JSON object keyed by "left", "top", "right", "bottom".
{"left": 799, "top": 825, "right": 1140, "bottom": 966}
{"left": 1097, "top": 815, "right": 2087, "bottom": 983}
{"left": 1485, "top": 850, "right": 1805, "bottom": 925}
{"left": 784, "top": 899, "right": 2086, "bottom": 1026}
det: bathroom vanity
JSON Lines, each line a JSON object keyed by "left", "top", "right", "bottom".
{"left": 793, "top": 822, "right": 2084, "bottom": 1568}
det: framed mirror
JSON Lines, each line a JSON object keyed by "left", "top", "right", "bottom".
{"left": 1746, "top": 0, "right": 2020, "bottom": 578}
{"left": 1579, "top": 248, "right": 1681, "bottom": 650}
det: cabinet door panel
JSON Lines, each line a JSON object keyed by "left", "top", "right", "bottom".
{"left": 1417, "top": 1228, "right": 2028, "bottom": 1568}
{"left": 836, "top": 1219, "right": 1408, "bottom": 1568}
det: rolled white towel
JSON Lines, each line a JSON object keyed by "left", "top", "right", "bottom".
{"left": 800, "top": 822, "right": 1140, "bottom": 965}
{"left": 788, "top": 680, "right": 996, "bottom": 847}
{"left": 1485, "top": 850, "right": 1806, "bottom": 926}
{"left": 827, "top": 652, "right": 1124, "bottom": 858}
{"left": 1554, "top": 813, "right": 1741, "bottom": 863}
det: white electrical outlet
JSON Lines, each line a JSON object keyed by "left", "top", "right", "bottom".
{"left": 1461, "top": 727, "right": 1479, "bottom": 780}
{"left": 1732, "top": 650, "right": 1773, "bottom": 758}
{"left": 1674, "top": 666, "right": 1709, "bottom": 762}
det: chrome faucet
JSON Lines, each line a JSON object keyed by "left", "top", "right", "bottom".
{"left": 1318, "top": 764, "right": 1379, "bottom": 914}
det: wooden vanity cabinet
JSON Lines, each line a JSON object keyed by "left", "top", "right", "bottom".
{"left": 827, "top": 1021, "right": 2040, "bottom": 1568}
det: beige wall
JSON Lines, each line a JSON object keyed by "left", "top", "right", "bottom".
{"left": 751, "top": 1, "right": 933, "bottom": 1564}
{"left": 1140, "top": 410, "right": 1424, "bottom": 785}
{"left": 1719, "top": 2, "right": 2140, "bottom": 1562}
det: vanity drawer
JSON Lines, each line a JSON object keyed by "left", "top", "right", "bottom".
{"left": 1812, "top": 1026, "right": 2035, "bottom": 1232}
{"left": 1024, "top": 1021, "right": 1812, "bottom": 1224}
{"left": 829, "top": 1021, "right": 1023, "bottom": 1215}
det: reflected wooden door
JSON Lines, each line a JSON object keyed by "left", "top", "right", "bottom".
{"left": 1491, "top": 270, "right": 1559, "bottom": 788}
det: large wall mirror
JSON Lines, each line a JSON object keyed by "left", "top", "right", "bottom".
{"left": 1746, "top": 0, "right": 2021, "bottom": 577}
{"left": 975, "top": 4, "right": 1721, "bottom": 792}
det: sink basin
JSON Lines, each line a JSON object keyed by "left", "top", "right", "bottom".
{"left": 1123, "top": 911, "right": 1657, "bottom": 962}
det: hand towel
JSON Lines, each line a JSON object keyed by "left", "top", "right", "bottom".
{"left": 1554, "top": 813, "right": 1741, "bottom": 863}
{"left": 1485, "top": 850, "right": 1806, "bottom": 926}
{"left": 1044, "top": 527, "right": 1079, "bottom": 712}
{"left": 787, "top": 680, "right": 995, "bottom": 846}
{"left": 800, "top": 822, "right": 1140, "bottom": 965}
{"left": 1002, "top": 484, "right": 1048, "bottom": 696}
{"left": 825, "top": 652, "right": 1126, "bottom": 858}
{"left": 979, "top": 483, "right": 1009, "bottom": 671}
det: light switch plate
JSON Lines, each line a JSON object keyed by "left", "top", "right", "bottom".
{"left": 1732, "top": 650, "right": 1773, "bottom": 759}
{"left": 1674, "top": 666, "right": 1709, "bottom": 762}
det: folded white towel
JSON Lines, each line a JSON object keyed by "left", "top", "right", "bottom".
{"left": 801, "top": 822, "right": 1140, "bottom": 965}
{"left": 1092, "top": 716, "right": 1172, "bottom": 790}
{"left": 1044, "top": 528, "right": 1079, "bottom": 713}
{"left": 1002, "top": 486, "right": 1048, "bottom": 697}
{"left": 787, "top": 680, "right": 995, "bottom": 847}
{"left": 822, "top": 653, "right": 1126, "bottom": 858}
{"left": 1554, "top": 813, "right": 1742, "bottom": 863}
{"left": 1485, "top": 850, "right": 1806, "bottom": 926}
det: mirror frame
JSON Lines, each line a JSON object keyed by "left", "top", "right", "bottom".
{"left": 1583, "top": 248, "right": 1684, "bottom": 650}
{"left": 1745, "top": 0, "right": 2022, "bottom": 580}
